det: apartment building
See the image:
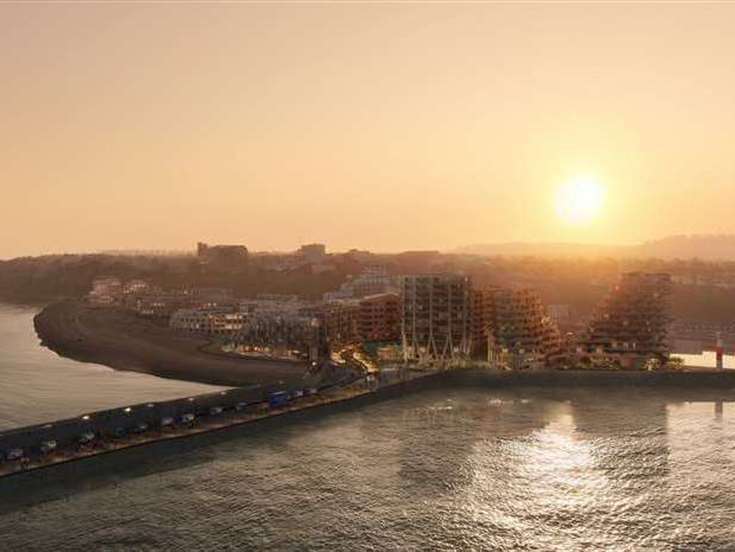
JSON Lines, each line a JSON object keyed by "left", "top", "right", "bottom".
{"left": 580, "top": 272, "right": 672, "bottom": 363}
{"left": 401, "top": 274, "right": 472, "bottom": 362}
{"left": 357, "top": 293, "right": 401, "bottom": 343}
{"left": 472, "top": 287, "right": 560, "bottom": 369}
{"left": 169, "top": 307, "right": 245, "bottom": 336}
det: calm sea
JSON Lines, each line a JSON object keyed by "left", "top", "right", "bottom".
{"left": 0, "top": 303, "right": 227, "bottom": 430}
{"left": 2, "top": 304, "right": 735, "bottom": 550}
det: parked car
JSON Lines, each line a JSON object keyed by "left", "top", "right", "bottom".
{"left": 268, "top": 391, "right": 290, "bottom": 408}
{"left": 113, "top": 427, "right": 127, "bottom": 438}
{"left": 131, "top": 423, "right": 149, "bottom": 434}
{"left": 7, "top": 448, "right": 24, "bottom": 461}
{"left": 40, "top": 440, "right": 57, "bottom": 455}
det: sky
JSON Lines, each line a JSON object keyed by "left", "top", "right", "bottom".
{"left": 2, "top": 3, "right": 735, "bottom": 259}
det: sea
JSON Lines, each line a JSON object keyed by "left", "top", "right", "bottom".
{"left": 0, "top": 304, "right": 227, "bottom": 431}
{"left": 1, "top": 303, "right": 735, "bottom": 550}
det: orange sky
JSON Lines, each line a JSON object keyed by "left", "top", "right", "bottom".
{"left": 2, "top": 3, "right": 735, "bottom": 258}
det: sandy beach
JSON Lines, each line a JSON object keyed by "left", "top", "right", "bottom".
{"left": 34, "top": 301, "right": 309, "bottom": 387}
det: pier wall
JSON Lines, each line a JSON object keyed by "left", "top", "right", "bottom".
{"left": 4, "top": 366, "right": 735, "bottom": 462}
{"left": 448, "top": 368, "right": 735, "bottom": 390}
{"left": 0, "top": 365, "right": 360, "bottom": 458}
{"left": 0, "top": 386, "right": 262, "bottom": 454}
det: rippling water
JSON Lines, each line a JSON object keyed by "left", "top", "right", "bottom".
{"left": 2, "top": 384, "right": 734, "bottom": 550}
{"left": 0, "top": 303, "right": 227, "bottom": 430}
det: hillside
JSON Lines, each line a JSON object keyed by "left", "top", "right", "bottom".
{"left": 456, "top": 234, "right": 735, "bottom": 261}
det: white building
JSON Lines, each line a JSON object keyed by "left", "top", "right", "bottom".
{"left": 88, "top": 277, "right": 123, "bottom": 305}
{"left": 323, "top": 266, "right": 399, "bottom": 302}
{"left": 170, "top": 307, "right": 245, "bottom": 335}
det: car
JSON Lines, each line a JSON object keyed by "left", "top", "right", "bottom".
{"left": 268, "top": 391, "right": 290, "bottom": 408}
{"left": 131, "top": 423, "right": 149, "bottom": 434}
{"left": 160, "top": 416, "right": 175, "bottom": 428}
{"left": 180, "top": 413, "right": 195, "bottom": 424}
{"left": 7, "top": 448, "right": 24, "bottom": 461}
{"left": 78, "top": 431, "right": 95, "bottom": 445}
{"left": 40, "top": 440, "right": 57, "bottom": 455}
{"left": 209, "top": 406, "right": 224, "bottom": 416}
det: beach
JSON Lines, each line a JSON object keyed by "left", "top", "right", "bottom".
{"left": 33, "top": 300, "right": 308, "bottom": 388}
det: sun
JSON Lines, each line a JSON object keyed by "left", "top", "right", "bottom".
{"left": 555, "top": 176, "right": 605, "bottom": 225}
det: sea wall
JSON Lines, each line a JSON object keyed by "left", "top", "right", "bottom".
{"left": 4, "top": 367, "right": 735, "bottom": 465}
{"left": 0, "top": 365, "right": 359, "bottom": 459}
{"left": 448, "top": 368, "right": 735, "bottom": 390}
{"left": 0, "top": 386, "right": 262, "bottom": 454}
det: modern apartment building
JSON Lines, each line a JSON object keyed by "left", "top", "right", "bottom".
{"left": 169, "top": 306, "right": 245, "bottom": 335}
{"left": 580, "top": 272, "right": 672, "bottom": 363}
{"left": 472, "top": 287, "right": 560, "bottom": 369}
{"left": 357, "top": 293, "right": 400, "bottom": 343}
{"left": 235, "top": 311, "right": 324, "bottom": 362}
{"left": 401, "top": 274, "right": 472, "bottom": 362}
{"left": 322, "top": 300, "right": 361, "bottom": 347}
{"left": 323, "top": 266, "right": 400, "bottom": 301}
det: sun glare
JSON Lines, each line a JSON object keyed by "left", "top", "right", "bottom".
{"left": 556, "top": 176, "right": 605, "bottom": 225}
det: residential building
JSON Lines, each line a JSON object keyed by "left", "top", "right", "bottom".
{"left": 401, "top": 274, "right": 472, "bottom": 362}
{"left": 579, "top": 272, "right": 672, "bottom": 365}
{"left": 357, "top": 293, "right": 401, "bottom": 343}
{"left": 88, "top": 277, "right": 123, "bottom": 305}
{"left": 169, "top": 306, "right": 245, "bottom": 336}
{"left": 298, "top": 243, "right": 327, "bottom": 264}
{"left": 122, "top": 279, "right": 150, "bottom": 296}
{"left": 547, "top": 304, "right": 572, "bottom": 328}
{"left": 322, "top": 300, "right": 361, "bottom": 347}
{"left": 323, "top": 265, "right": 399, "bottom": 301}
{"left": 235, "top": 311, "right": 324, "bottom": 362}
{"left": 472, "top": 287, "right": 560, "bottom": 369}
{"left": 197, "top": 242, "right": 249, "bottom": 267}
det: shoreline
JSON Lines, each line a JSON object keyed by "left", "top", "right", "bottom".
{"left": 33, "top": 300, "right": 309, "bottom": 388}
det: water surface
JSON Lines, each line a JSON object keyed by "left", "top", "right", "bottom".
{"left": 1, "top": 385, "right": 734, "bottom": 550}
{"left": 0, "top": 303, "right": 227, "bottom": 430}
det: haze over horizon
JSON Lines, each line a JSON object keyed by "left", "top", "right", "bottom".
{"left": 3, "top": 3, "right": 735, "bottom": 259}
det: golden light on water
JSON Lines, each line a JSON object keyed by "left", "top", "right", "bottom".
{"left": 556, "top": 176, "right": 606, "bottom": 226}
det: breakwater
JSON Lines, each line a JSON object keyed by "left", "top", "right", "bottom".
{"left": 0, "top": 363, "right": 365, "bottom": 478}
{"left": 3, "top": 367, "right": 735, "bottom": 479}
{"left": 447, "top": 367, "right": 735, "bottom": 390}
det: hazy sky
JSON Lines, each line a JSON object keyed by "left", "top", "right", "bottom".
{"left": 2, "top": 3, "right": 735, "bottom": 258}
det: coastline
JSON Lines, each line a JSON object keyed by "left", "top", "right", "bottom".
{"left": 33, "top": 300, "right": 309, "bottom": 388}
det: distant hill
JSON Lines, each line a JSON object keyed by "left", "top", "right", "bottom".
{"left": 634, "top": 235, "right": 735, "bottom": 260}
{"left": 455, "top": 235, "right": 735, "bottom": 260}
{"left": 453, "top": 242, "right": 627, "bottom": 258}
